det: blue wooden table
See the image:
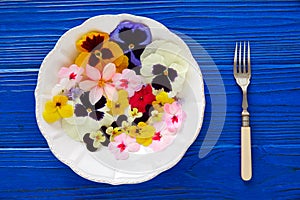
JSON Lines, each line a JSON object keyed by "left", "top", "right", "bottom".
{"left": 1, "top": 0, "right": 300, "bottom": 199}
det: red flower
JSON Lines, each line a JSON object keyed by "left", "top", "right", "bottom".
{"left": 129, "top": 85, "right": 155, "bottom": 113}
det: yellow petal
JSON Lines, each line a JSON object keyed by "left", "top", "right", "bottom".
{"left": 136, "top": 137, "right": 153, "bottom": 147}
{"left": 111, "top": 107, "right": 124, "bottom": 116}
{"left": 129, "top": 123, "right": 156, "bottom": 139}
{"left": 106, "top": 127, "right": 114, "bottom": 135}
{"left": 75, "top": 52, "right": 90, "bottom": 68}
{"left": 140, "top": 125, "right": 155, "bottom": 138}
{"left": 100, "top": 135, "right": 106, "bottom": 142}
{"left": 113, "top": 55, "right": 129, "bottom": 73}
{"left": 127, "top": 126, "right": 139, "bottom": 138}
{"left": 58, "top": 104, "right": 74, "bottom": 118}
{"left": 106, "top": 100, "right": 113, "bottom": 109}
{"left": 137, "top": 122, "right": 147, "bottom": 127}
{"left": 110, "top": 131, "right": 122, "bottom": 142}
{"left": 109, "top": 90, "right": 129, "bottom": 116}
{"left": 102, "top": 41, "right": 123, "bottom": 57}
{"left": 43, "top": 110, "right": 61, "bottom": 123}
{"left": 118, "top": 89, "right": 129, "bottom": 100}
{"left": 152, "top": 103, "right": 164, "bottom": 113}
{"left": 157, "top": 91, "right": 174, "bottom": 104}
{"left": 53, "top": 95, "right": 68, "bottom": 105}
{"left": 44, "top": 101, "right": 57, "bottom": 113}
{"left": 100, "top": 41, "right": 125, "bottom": 68}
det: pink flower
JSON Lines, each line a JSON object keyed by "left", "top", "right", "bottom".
{"left": 108, "top": 133, "right": 140, "bottom": 160}
{"left": 163, "top": 101, "right": 186, "bottom": 133}
{"left": 52, "top": 64, "right": 84, "bottom": 95}
{"left": 112, "top": 69, "right": 143, "bottom": 97}
{"left": 79, "top": 63, "right": 118, "bottom": 105}
{"left": 149, "top": 122, "right": 176, "bottom": 152}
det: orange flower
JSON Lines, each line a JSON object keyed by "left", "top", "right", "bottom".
{"left": 75, "top": 32, "right": 128, "bottom": 73}
{"left": 76, "top": 32, "right": 109, "bottom": 53}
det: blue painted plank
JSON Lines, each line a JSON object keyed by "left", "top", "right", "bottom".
{"left": 0, "top": 0, "right": 300, "bottom": 199}
{"left": 0, "top": 147, "right": 299, "bottom": 199}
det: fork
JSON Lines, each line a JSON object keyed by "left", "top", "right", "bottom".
{"left": 234, "top": 41, "right": 252, "bottom": 181}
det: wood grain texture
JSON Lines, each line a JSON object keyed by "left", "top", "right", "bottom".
{"left": 0, "top": 0, "right": 300, "bottom": 199}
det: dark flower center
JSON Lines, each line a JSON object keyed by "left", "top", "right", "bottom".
{"left": 56, "top": 102, "right": 61, "bottom": 107}
{"left": 120, "top": 79, "right": 129, "bottom": 88}
{"left": 95, "top": 135, "right": 101, "bottom": 141}
{"left": 163, "top": 70, "right": 168, "bottom": 76}
{"left": 94, "top": 50, "right": 102, "bottom": 58}
{"left": 81, "top": 35, "right": 105, "bottom": 52}
{"left": 69, "top": 72, "right": 77, "bottom": 80}
{"left": 115, "top": 103, "right": 121, "bottom": 108}
{"left": 117, "top": 143, "right": 126, "bottom": 152}
{"left": 135, "top": 129, "right": 140, "bottom": 134}
{"left": 98, "top": 79, "right": 106, "bottom": 87}
{"left": 153, "top": 132, "right": 162, "bottom": 141}
{"left": 172, "top": 115, "right": 179, "bottom": 124}
{"left": 112, "top": 130, "right": 119, "bottom": 135}
{"left": 128, "top": 43, "right": 135, "bottom": 50}
{"left": 139, "top": 96, "right": 144, "bottom": 101}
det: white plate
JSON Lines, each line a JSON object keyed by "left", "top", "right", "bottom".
{"left": 35, "top": 14, "right": 205, "bottom": 184}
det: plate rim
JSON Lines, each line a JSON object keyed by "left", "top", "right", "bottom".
{"left": 35, "top": 13, "right": 206, "bottom": 185}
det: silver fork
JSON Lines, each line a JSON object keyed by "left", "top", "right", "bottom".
{"left": 234, "top": 41, "right": 252, "bottom": 181}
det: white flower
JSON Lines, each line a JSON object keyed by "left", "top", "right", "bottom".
{"left": 140, "top": 40, "right": 189, "bottom": 97}
{"left": 61, "top": 111, "right": 114, "bottom": 141}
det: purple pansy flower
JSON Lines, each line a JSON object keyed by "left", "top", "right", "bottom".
{"left": 74, "top": 91, "right": 107, "bottom": 121}
{"left": 110, "top": 21, "right": 152, "bottom": 70}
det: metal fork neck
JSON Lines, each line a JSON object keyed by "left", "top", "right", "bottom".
{"left": 242, "top": 90, "right": 250, "bottom": 127}
{"left": 242, "top": 90, "right": 248, "bottom": 110}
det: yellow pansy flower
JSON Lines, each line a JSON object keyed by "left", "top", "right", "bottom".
{"left": 128, "top": 108, "right": 143, "bottom": 122}
{"left": 106, "top": 90, "right": 129, "bottom": 116}
{"left": 149, "top": 110, "right": 163, "bottom": 123}
{"left": 127, "top": 122, "right": 155, "bottom": 146}
{"left": 106, "top": 127, "right": 122, "bottom": 141}
{"left": 90, "top": 130, "right": 106, "bottom": 148}
{"left": 152, "top": 91, "right": 175, "bottom": 112}
{"left": 43, "top": 95, "right": 74, "bottom": 123}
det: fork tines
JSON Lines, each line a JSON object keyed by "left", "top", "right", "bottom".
{"left": 234, "top": 41, "right": 251, "bottom": 75}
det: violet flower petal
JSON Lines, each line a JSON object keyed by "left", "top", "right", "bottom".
{"left": 152, "top": 64, "right": 166, "bottom": 75}
{"left": 89, "top": 111, "right": 105, "bottom": 121}
{"left": 110, "top": 21, "right": 151, "bottom": 46}
{"left": 75, "top": 104, "right": 88, "bottom": 117}
{"left": 83, "top": 133, "right": 98, "bottom": 152}
{"left": 110, "top": 21, "right": 152, "bottom": 68}
{"left": 80, "top": 92, "right": 93, "bottom": 108}
{"left": 167, "top": 68, "right": 178, "bottom": 82}
{"left": 152, "top": 75, "right": 172, "bottom": 92}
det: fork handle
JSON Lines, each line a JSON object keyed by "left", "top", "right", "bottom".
{"left": 241, "top": 126, "right": 252, "bottom": 181}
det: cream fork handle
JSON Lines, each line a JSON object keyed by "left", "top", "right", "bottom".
{"left": 241, "top": 126, "right": 252, "bottom": 181}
